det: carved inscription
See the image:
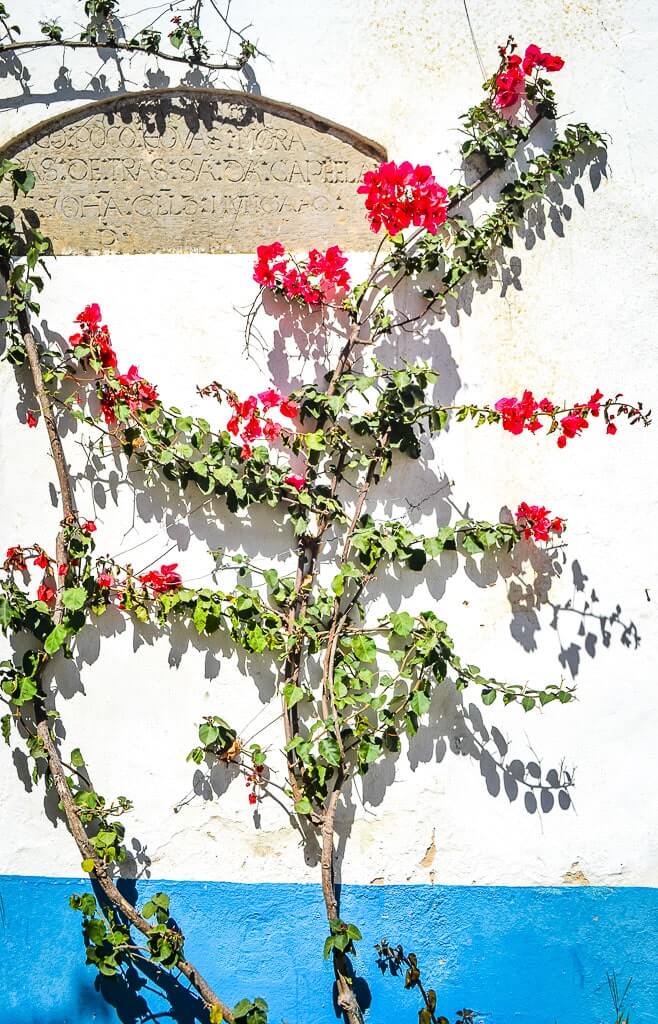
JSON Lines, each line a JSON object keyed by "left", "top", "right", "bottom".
{"left": 1, "top": 90, "right": 386, "bottom": 254}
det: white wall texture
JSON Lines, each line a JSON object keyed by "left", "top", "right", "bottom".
{"left": 0, "top": 0, "right": 657, "bottom": 896}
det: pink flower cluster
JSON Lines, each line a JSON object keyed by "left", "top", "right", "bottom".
{"left": 138, "top": 563, "right": 182, "bottom": 595}
{"left": 495, "top": 389, "right": 613, "bottom": 448}
{"left": 494, "top": 42, "right": 564, "bottom": 109}
{"left": 70, "top": 303, "right": 117, "bottom": 369}
{"left": 69, "top": 305, "right": 159, "bottom": 427}
{"left": 253, "top": 243, "right": 350, "bottom": 306}
{"left": 515, "top": 502, "right": 565, "bottom": 543}
{"left": 358, "top": 160, "right": 448, "bottom": 236}
{"left": 226, "top": 389, "right": 299, "bottom": 461}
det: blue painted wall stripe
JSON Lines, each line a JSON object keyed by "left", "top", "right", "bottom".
{"left": 1, "top": 876, "right": 656, "bottom": 1024}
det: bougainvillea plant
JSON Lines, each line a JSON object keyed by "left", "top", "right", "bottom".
{"left": 0, "top": 20, "right": 650, "bottom": 1024}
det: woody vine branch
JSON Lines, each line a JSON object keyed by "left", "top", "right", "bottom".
{"left": 0, "top": 32, "right": 651, "bottom": 1024}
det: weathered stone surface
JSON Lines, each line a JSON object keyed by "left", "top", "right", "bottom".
{"left": 1, "top": 88, "right": 386, "bottom": 255}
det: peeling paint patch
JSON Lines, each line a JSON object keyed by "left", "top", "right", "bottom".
{"left": 563, "top": 861, "right": 591, "bottom": 885}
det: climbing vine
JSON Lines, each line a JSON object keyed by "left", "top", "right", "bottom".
{"left": 0, "top": 24, "right": 649, "bottom": 1024}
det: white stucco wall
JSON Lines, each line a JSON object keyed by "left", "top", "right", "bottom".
{"left": 1, "top": 0, "right": 656, "bottom": 893}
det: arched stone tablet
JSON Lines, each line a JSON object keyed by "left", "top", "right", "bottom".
{"left": 0, "top": 88, "right": 387, "bottom": 255}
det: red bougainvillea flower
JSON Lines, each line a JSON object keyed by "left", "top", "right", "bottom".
{"left": 81, "top": 520, "right": 96, "bottom": 534}
{"left": 75, "top": 303, "right": 102, "bottom": 329}
{"left": 223, "top": 390, "right": 299, "bottom": 460}
{"left": 557, "top": 412, "right": 589, "bottom": 448}
{"left": 70, "top": 304, "right": 117, "bottom": 370}
{"left": 26, "top": 411, "right": 38, "bottom": 428}
{"left": 516, "top": 502, "right": 565, "bottom": 543}
{"left": 494, "top": 42, "right": 564, "bottom": 109}
{"left": 37, "top": 582, "right": 56, "bottom": 604}
{"left": 139, "top": 563, "right": 182, "bottom": 594}
{"left": 495, "top": 390, "right": 542, "bottom": 434}
{"left": 116, "top": 366, "right": 159, "bottom": 414}
{"left": 606, "top": 421, "right": 617, "bottom": 435}
{"left": 263, "top": 419, "right": 282, "bottom": 441}
{"left": 248, "top": 792, "right": 258, "bottom": 806}
{"left": 97, "top": 572, "right": 114, "bottom": 589}
{"left": 284, "top": 474, "right": 306, "bottom": 491}
{"left": 58, "top": 563, "right": 68, "bottom": 577}
{"left": 254, "top": 242, "right": 350, "bottom": 306}
{"left": 279, "top": 399, "right": 299, "bottom": 419}
{"left": 34, "top": 551, "right": 50, "bottom": 570}
{"left": 522, "top": 43, "right": 564, "bottom": 75}
{"left": 494, "top": 389, "right": 616, "bottom": 447}
{"left": 258, "top": 389, "right": 282, "bottom": 411}
{"left": 494, "top": 54, "right": 526, "bottom": 109}
{"left": 6, "top": 546, "right": 27, "bottom": 571}
{"left": 358, "top": 160, "right": 448, "bottom": 236}
{"left": 242, "top": 416, "right": 263, "bottom": 442}
{"left": 69, "top": 306, "right": 158, "bottom": 429}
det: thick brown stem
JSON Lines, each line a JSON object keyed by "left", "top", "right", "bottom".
{"left": 36, "top": 720, "right": 234, "bottom": 1020}
{"left": 320, "top": 781, "right": 364, "bottom": 1024}
{"left": 21, "top": 323, "right": 75, "bottom": 521}
{"left": 18, "top": 315, "right": 234, "bottom": 1022}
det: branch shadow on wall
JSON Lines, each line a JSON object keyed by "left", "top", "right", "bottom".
{"left": 0, "top": 9, "right": 263, "bottom": 112}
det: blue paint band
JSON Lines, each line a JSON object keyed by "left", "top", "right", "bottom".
{"left": 1, "top": 876, "right": 656, "bottom": 1023}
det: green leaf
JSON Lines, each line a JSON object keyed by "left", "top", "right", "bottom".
{"left": 63, "top": 587, "right": 87, "bottom": 611}
{"left": 81, "top": 858, "right": 95, "bottom": 873}
{"left": 1, "top": 714, "right": 10, "bottom": 744}
{"left": 410, "top": 690, "right": 430, "bottom": 716}
{"left": 318, "top": 737, "right": 341, "bottom": 767}
{"left": 44, "top": 624, "right": 68, "bottom": 655}
{"left": 0, "top": 598, "right": 12, "bottom": 630}
{"left": 481, "top": 688, "right": 496, "bottom": 705}
{"left": 214, "top": 466, "right": 234, "bottom": 486}
{"left": 282, "top": 683, "right": 305, "bottom": 709}
{"left": 352, "top": 635, "right": 376, "bottom": 663}
{"left": 70, "top": 747, "right": 85, "bottom": 768}
{"left": 198, "top": 723, "right": 220, "bottom": 747}
{"left": 390, "top": 611, "right": 414, "bottom": 637}
{"left": 294, "top": 796, "right": 312, "bottom": 816}
{"left": 521, "top": 696, "right": 536, "bottom": 712}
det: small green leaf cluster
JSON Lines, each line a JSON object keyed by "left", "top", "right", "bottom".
{"left": 350, "top": 516, "right": 519, "bottom": 573}
{"left": 69, "top": 894, "right": 131, "bottom": 976}
{"left": 169, "top": 21, "right": 208, "bottom": 63}
{"left": 323, "top": 918, "right": 363, "bottom": 960}
{"left": 460, "top": 98, "right": 531, "bottom": 168}
{"left": 143, "top": 892, "right": 184, "bottom": 968}
{"left": 389, "top": 124, "right": 606, "bottom": 311}
{"left": 39, "top": 20, "right": 63, "bottom": 42}
{"left": 0, "top": 161, "right": 50, "bottom": 356}
{"left": 376, "top": 939, "right": 476, "bottom": 1024}
{"left": 231, "top": 997, "right": 269, "bottom": 1024}
{"left": 187, "top": 716, "right": 238, "bottom": 765}
{"left": 73, "top": 786, "right": 132, "bottom": 870}
{"left": 129, "top": 28, "right": 161, "bottom": 54}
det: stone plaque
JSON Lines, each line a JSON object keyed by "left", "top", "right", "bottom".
{"left": 1, "top": 89, "right": 386, "bottom": 255}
